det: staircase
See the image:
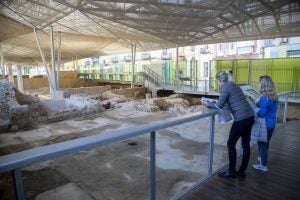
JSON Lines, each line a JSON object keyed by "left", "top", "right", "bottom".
{"left": 140, "top": 66, "right": 162, "bottom": 91}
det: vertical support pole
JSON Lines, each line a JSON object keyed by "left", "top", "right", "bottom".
{"left": 208, "top": 115, "right": 215, "bottom": 176}
{"left": 131, "top": 43, "right": 136, "bottom": 88}
{"left": 16, "top": 65, "right": 24, "bottom": 93}
{"left": 283, "top": 93, "right": 288, "bottom": 125}
{"left": 7, "top": 63, "right": 14, "bottom": 85}
{"left": 72, "top": 57, "right": 75, "bottom": 71}
{"left": 76, "top": 57, "right": 79, "bottom": 72}
{"left": 33, "top": 28, "right": 55, "bottom": 94}
{"left": 57, "top": 31, "right": 61, "bottom": 90}
{"left": 50, "top": 26, "right": 57, "bottom": 92}
{"left": 0, "top": 43, "right": 5, "bottom": 77}
{"left": 150, "top": 131, "right": 156, "bottom": 200}
{"left": 176, "top": 44, "right": 179, "bottom": 89}
{"left": 12, "top": 169, "right": 25, "bottom": 200}
{"left": 247, "top": 60, "right": 251, "bottom": 85}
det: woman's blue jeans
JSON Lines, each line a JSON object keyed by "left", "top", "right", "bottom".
{"left": 258, "top": 128, "right": 275, "bottom": 166}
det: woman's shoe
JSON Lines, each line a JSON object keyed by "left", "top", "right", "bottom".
{"left": 218, "top": 171, "right": 236, "bottom": 178}
{"left": 253, "top": 164, "right": 268, "bottom": 172}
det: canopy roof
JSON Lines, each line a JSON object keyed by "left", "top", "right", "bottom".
{"left": 0, "top": 0, "right": 299, "bottom": 64}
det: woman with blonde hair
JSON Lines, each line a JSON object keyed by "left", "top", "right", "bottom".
{"left": 253, "top": 75, "right": 278, "bottom": 172}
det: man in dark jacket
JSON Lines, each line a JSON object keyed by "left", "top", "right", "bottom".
{"left": 205, "top": 71, "right": 254, "bottom": 178}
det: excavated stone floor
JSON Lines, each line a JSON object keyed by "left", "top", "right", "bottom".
{"left": 0, "top": 102, "right": 234, "bottom": 200}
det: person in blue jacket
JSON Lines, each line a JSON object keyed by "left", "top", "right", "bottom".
{"left": 253, "top": 75, "right": 278, "bottom": 172}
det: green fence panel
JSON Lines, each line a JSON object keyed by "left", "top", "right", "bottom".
{"left": 215, "top": 58, "right": 300, "bottom": 93}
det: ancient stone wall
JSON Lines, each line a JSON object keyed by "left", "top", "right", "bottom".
{"left": 61, "top": 85, "right": 111, "bottom": 97}
{"left": 12, "top": 71, "right": 100, "bottom": 90}
{"left": 0, "top": 80, "right": 18, "bottom": 114}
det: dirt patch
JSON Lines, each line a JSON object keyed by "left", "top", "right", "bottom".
{"left": 0, "top": 168, "right": 69, "bottom": 200}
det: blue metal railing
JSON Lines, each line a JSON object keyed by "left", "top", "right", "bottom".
{"left": 278, "top": 91, "right": 300, "bottom": 125}
{"left": 0, "top": 110, "right": 219, "bottom": 200}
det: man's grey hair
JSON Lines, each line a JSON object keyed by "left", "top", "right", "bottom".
{"left": 216, "top": 71, "right": 228, "bottom": 82}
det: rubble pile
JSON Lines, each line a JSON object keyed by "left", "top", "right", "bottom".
{"left": 168, "top": 105, "right": 208, "bottom": 117}
{"left": 9, "top": 105, "right": 30, "bottom": 131}
{"left": 13, "top": 88, "right": 48, "bottom": 120}
{"left": 65, "top": 96, "right": 103, "bottom": 113}
{"left": 134, "top": 101, "right": 160, "bottom": 112}
{"left": 153, "top": 98, "right": 190, "bottom": 111}
{"left": 94, "top": 91, "right": 128, "bottom": 103}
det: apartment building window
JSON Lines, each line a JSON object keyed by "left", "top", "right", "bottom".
{"left": 190, "top": 46, "right": 195, "bottom": 52}
{"left": 204, "top": 62, "right": 209, "bottom": 78}
{"left": 218, "top": 43, "right": 224, "bottom": 55}
{"left": 229, "top": 42, "right": 236, "bottom": 55}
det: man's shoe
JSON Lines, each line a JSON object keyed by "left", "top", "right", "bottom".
{"left": 218, "top": 171, "right": 236, "bottom": 178}
{"left": 253, "top": 164, "right": 268, "bottom": 172}
{"left": 236, "top": 171, "right": 246, "bottom": 178}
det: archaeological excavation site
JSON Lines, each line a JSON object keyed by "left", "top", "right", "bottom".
{"left": 1, "top": 1, "right": 299, "bottom": 200}
{"left": 0, "top": 74, "right": 232, "bottom": 200}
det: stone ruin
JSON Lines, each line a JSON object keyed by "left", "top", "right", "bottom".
{"left": 0, "top": 80, "right": 48, "bottom": 131}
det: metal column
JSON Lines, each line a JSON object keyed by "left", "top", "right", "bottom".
{"left": 56, "top": 31, "right": 61, "bottom": 90}
{"left": 283, "top": 93, "right": 288, "bottom": 125}
{"left": 208, "top": 115, "right": 215, "bottom": 176}
{"left": 150, "top": 131, "right": 156, "bottom": 200}
{"left": 247, "top": 60, "right": 251, "bottom": 85}
{"left": 0, "top": 43, "right": 5, "bottom": 77}
{"left": 16, "top": 65, "right": 24, "bottom": 93}
{"left": 50, "top": 26, "right": 57, "bottom": 94}
{"left": 7, "top": 63, "right": 14, "bottom": 85}
{"left": 12, "top": 169, "right": 25, "bottom": 200}
{"left": 33, "top": 28, "right": 55, "bottom": 92}
{"left": 176, "top": 44, "right": 179, "bottom": 89}
{"left": 131, "top": 43, "right": 136, "bottom": 88}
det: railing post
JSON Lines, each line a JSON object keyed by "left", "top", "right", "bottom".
{"left": 12, "top": 169, "right": 25, "bottom": 200}
{"left": 283, "top": 93, "right": 288, "bottom": 125}
{"left": 208, "top": 115, "right": 215, "bottom": 176}
{"left": 150, "top": 131, "right": 156, "bottom": 200}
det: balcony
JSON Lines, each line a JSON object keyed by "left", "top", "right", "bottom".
{"left": 161, "top": 53, "right": 172, "bottom": 60}
{"left": 200, "top": 48, "right": 210, "bottom": 54}
{"left": 237, "top": 46, "right": 254, "bottom": 55}
{"left": 141, "top": 53, "right": 151, "bottom": 60}
{"left": 124, "top": 55, "right": 132, "bottom": 62}
{"left": 111, "top": 56, "right": 118, "bottom": 63}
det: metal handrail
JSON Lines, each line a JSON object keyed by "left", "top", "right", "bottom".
{"left": 142, "top": 65, "right": 162, "bottom": 85}
{"left": 0, "top": 110, "right": 218, "bottom": 200}
{"left": 278, "top": 91, "right": 300, "bottom": 125}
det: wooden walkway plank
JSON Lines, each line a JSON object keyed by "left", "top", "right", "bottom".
{"left": 178, "top": 120, "right": 300, "bottom": 200}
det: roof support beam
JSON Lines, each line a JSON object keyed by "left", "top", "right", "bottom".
{"left": 90, "top": 0, "right": 221, "bottom": 11}
{"left": 82, "top": 7, "right": 211, "bottom": 19}
{"left": 256, "top": 0, "right": 283, "bottom": 37}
